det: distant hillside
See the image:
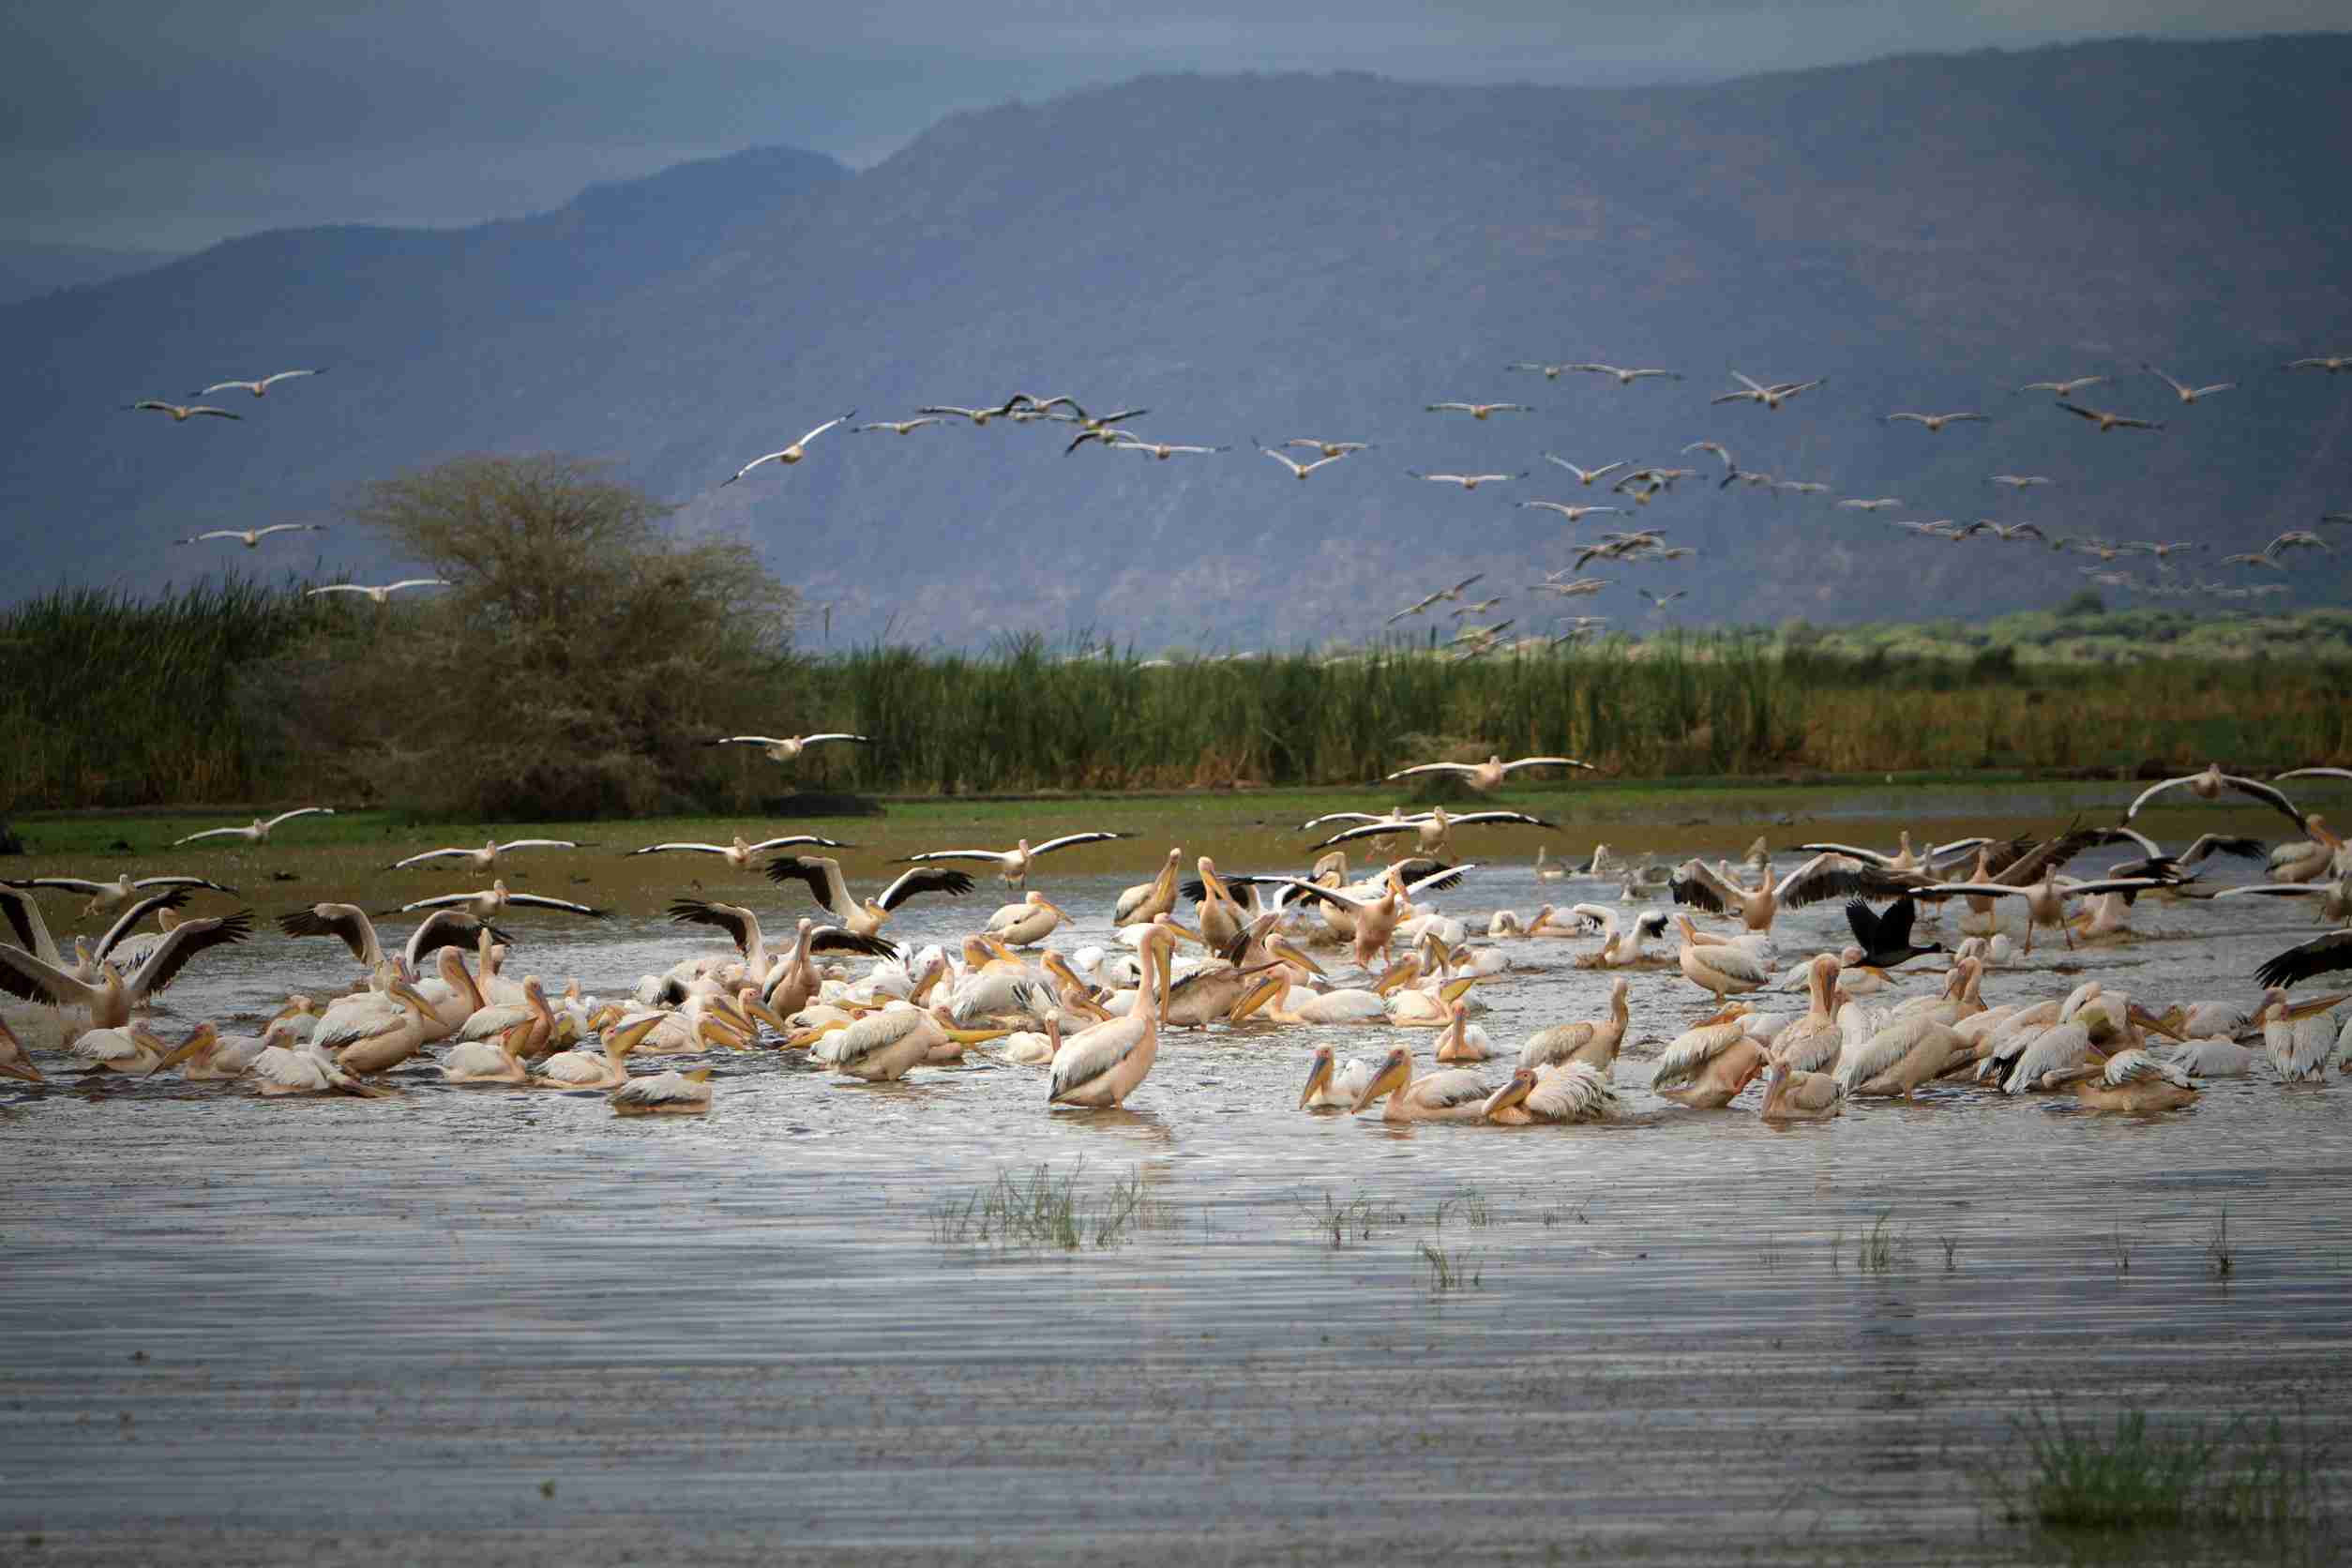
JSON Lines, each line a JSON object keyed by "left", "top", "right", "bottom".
{"left": 0, "top": 243, "right": 176, "bottom": 305}
{"left": 3, "top": 38, "right": 2347, "bottom": 647}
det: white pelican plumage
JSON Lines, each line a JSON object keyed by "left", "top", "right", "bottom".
{"left": 195, "top": 369, "right": 321, "bottom": 397}
{"left": 1756, "top": 1060, "right": 1844, "bottom": 1121}
{"left": 1885, "top": 411, "right": 1988, "bottom": 431}
{"left": 2054, "top": 1036, "right": 2198, "bottom": 1113}
{"left": 1651, "top": 1004, "right": 1769, "bottom": 1108}
{"left": 1668, "top": 852, "right": 1877, "bottom": 932}
{"left": 1256, "top": 441, "right": 1352, "bottom": 480}
{"left": 388, "top": 879, "right": 606, "bottom": 923}
{"left": 1518, "top": 976, "right": 1630, "bottom": 1074}
{"left": 1313, "top": 807, "right": 1550, "bottom": 860}
{"left": 900, "top": 832, "right": 1126, "bottom": 888}
{"left": 1113, "top": 848, "right": 1186, "bottom": 928}
{"left": 1297, "top": 1046, "right": 1378, "bottom": 1109}
{"left": 0, "top": 907, "right": 252, "bottom": 1033}
{"left": 535, "top": 1014, "right": 660, "bottom": 1089}
{"left": 69, "top": 1021, "right": 186, "bottom": 1074}
{"left": 2125, "top": 763, "right": 2309, "bottom": 833}
{"left": 1543, "top": 456, "right": 1628, "bottom": 486}
{"left": 174, "top": 523, "right": 326, "bottom": 549}
{"left": 3, "top": 871, "right": 236, "bottom": 918}
{"left": 629, "top": 832, "right": 848, "bottom": 868}
{"left": 171, "top": 807, "right": 334, "bottom": 846}
{"left": 1048, "top": 926, "right": 1175, "bottom": 1108}
{"left": 307, "top": 580, "right": 451, "bottom": 604}
{"left": 1482, "top": 1062, "right": 1618, "bottom": 1123}
{"left": 1566, "top": 363, "right": 1681, "bottom": 385}
{"left": 986, "top": 892, "right": 1069, "bottom": 948}
{"left": 1406, "top": 469, "right": 1527, "bottom": 490}
{"left": 140, "top": 1018, "right": 285, "bottom": 1081}
{"left": 764, "top": 855, "right": 972, "bottom": 939}
{"left": 2256, "top": 988, "right": 2348, "bottom": 1081}
{"left": 1280, "top": 437, "right": 1373, "bottom": 458}
{"left": 1425, "top": 401, "right": 1529, "bottom": 420}
{"left": 1348, "top": 1045, "right": 1492, "bottom": 1123}
{"left": 323, "top": 976, "right": 442, "bottom": 1076}
{"left": 127, "top": 400, "right": 239, "bottom": 422}
{"left": 854, "top": 417, "right": 942, "bottom": 435}
{"left": 611, "top": 1067, "right": 714, "bottom": 1116}
{"left": 276, "top": 904, "right": 498, "bottom": 979}
{"left": 1385, "top": 755, "right": 1593, "bottom": 792}
{"left": 1433, "top": 1001, "right": 1493, "bottom": 1063}
{"left": 388, "top": 837, "right": 583, "bottom": 872}
{"left": 1674, "top": 916, "right": 1773, "bottom": 1004}
{"left": 2058, "top": 400, "right": 2162, "bottom": 432}
{"left": 1252, "top": 863, "right": 1474, "bottom": 972}
{"left": 705, "top": 732, "right": 869, "bottom": 763}
{"left": 2144, "top": 364, "right": 2234, "bottom": 403}
{"left": 720, "top": 411, "right": 854, "bottom": 483}
{"left": 1710, "top": 372, "right": 1827, "bottom": 410}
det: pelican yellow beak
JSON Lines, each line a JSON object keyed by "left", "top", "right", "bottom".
{"left": 141, "top": 1022, "right": 217, "bottom": 1078}
{"left": 1229, "top": 976, "right": 1283, "bottom": 1023}
{"left": 784, "top": 1019, "right": 849, "bottom": 1050}
{"left": 1372, "top": 956, "right": 1421, "bottom": 996}
{"left": 609, "top": 1016, "right": 661, "bottom": 1057}
{"left": 1267, "top": 939, "right": 1326, "bottom": 977}
{"left": 942, "top": 1025, "right": 1012, "bottom": 1045}
{"left": 683, "top": 1068, "right": 714, "bottom": 1083}
{"left": 2282, "top": 991, "right": 2350, "bottom": 1021}
{"left": 1482, "top": 1071, "right": 1534, "bottom": 1118}
{"left": 1298, "top": 1050, "right": 1333, "bottom": 1109}
{"left": 1159, "top": 919, "right": 1206, "bottom": 946}
{"left": 1438, "top": 975, "right": 1481, "bottom": 1005}
{"left": 1349, "top": 1051, "right": 1410, "bottom": 1114}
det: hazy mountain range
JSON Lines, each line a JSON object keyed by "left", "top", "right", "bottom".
{"left": 5, "top": 35, "right": 2347, "bottom": 649}
{"left": 0, "top": 244, "right": 177, "bottom": 307}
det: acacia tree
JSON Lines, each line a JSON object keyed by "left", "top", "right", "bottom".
{"left": 287, "top": 455, "right": 802, "bottom": 817}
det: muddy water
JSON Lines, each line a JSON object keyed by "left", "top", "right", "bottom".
{"left": 4, "top": 810, "right": 2349, "bottom": 1564}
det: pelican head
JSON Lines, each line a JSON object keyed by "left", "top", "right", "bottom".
{"left": 1266, "top": 938, "right": 1325, "bottom": 977}
{"left": 1229, "top": 974, "right": 1285, "bottom": 1023}
{"left": 2261, "top": 987, "right": 2351, "bottom": 1024}
{"left": 1350, "top": 1046, "right": 1416, "bottom": 1112}
{"left": 141, "top": 1020, "right": 220, "bottom": 1078}
{"left": 1299, "top": 1045, "right": 1336, "bottom": 1108}
{"left": 1483, "top": 1066, "right": 1537, "bottom": 1119}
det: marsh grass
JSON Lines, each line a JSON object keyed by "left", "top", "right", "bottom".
{"left": 930, "top": 1162, "right": 1171, "bottom": 1252}
{"left": 2209, "top": 1207, "right": 2236, "bottom": 1278}
{"left": 1303, "top": 1190, "right": 1402, "bottom": 1248}
{"left": 1419, "top": 1240, "right": 1485, "bottom": 1293}
{"left": 1435, "top": 1186, "right": 1495, "bottom": 1229}
{"left": 1983, "top": 1400, "right": 2335, "bottom": 1538}
{"left": 1856, "top": 1209, "right": 1906, "bottom": 1273}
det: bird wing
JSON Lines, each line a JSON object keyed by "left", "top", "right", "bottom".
{"left": 1843, "top": 897, "right": 1884, "bottom": 952}
{"left": 901, "top": 849, "right": 1006, "bottom": 865}
{"left": 1385, "top": 762, "right": 1474, "bottom": 780}
{"left": 795, "top": 411, "right": 854, "bottom": 446}
{"left": 1794, "top": 841, "right": 1893, "bottom": 867}
{"left": 807, "top": 927, "right": 898, "bottom": 958}
{"left": 0, "top": 885, "right": 62, "bottom": 964}
{"left": 1255, "top": 877, "right": 1375, "bottom": 913}
{"left": 1403, "top": 863, "right": 1475, "bottom": 899}
{"left": 1772, "top": 853, "right": 1879, "bottom": 909}
{"left": 799, "top": 733, "right": 869, "bottom": 746}
{"left": 723, "top": 451, "right": 790, "bottom": 484}
{"left": 2057, "top": 401, "right": 2102, "bottom": 422}
{"left": 0, "top": 942, "right": 104, "bottom": 1008}
{"left": 278, "top": 903, "right": 380, "bottom": 964}
{"left": 383, "top": 580, "right": 450, "bottom": 593}
{"left": 631, "top": 842, "right": 725, "bottom": 856}
{"left": 2087, "top": 825, "right": 2164, "bottom": 858}
{"left": 172, "top": 826, "right": 247, "bottom": 844}
{"left": 746, "top": 835, "right": 849, "bottom": 852}
{"left": 1031, "top": 832, "right": 1125, "bottom": 856}
{"left": 2211, "top": 883, "right": 2324, "bottom": 901}
{"left": 708, "top": 735, "right": 786, "bottom": 747}
{"left": 2278, "top": 767, "right": 2352, "bottom": 782}
{"left": 1732, "top": 371, "right": 1768, "bottom": 393}
{"left": 1499, "top": 757, "right": 1591, "bottom": 773}
{"left": 392, "top": 893, "right": 475, "bottom": 913}
{"left": 89, "top": 890, "right": 192, "bottom": 962}
{"left": 504, "top": 894, "right": 608, "bottom": 917}
{"left": 129, "top": 910, "right": 254, "bottom": 999}
{"left": 2254, "top": 931, "right": 2352, "bottom": 989}
{"left": 1667, "top": 859, "right": 1738, "bottom": 914}
{"left": 669, "top": 898, "right": 754, "bottom": 955}
{"left": 2122, "top": 776, "right": 2196, "bottom": 822}
{"left": 876, "top": 867, "right": 975, "bottom": 911}
{"left": 494, "top": 839, "right": 578, "bottom": 852}
{"left": 764, "top": 854, "right": 849, "bottom": 915}
{"left": 405, "top": 911, "right": 503, "bottom": 972}
{"left": 2218, "top": 775, "right": 2308, "bottom": 833}
{"left": 263, "top": 807, "right": 333, "bottom": 830}
{"left": 1448, "top": 812, "right": 1557, "bottom": 828}
{"left": 308, "top": 585, "right": 369, "bottom": 596}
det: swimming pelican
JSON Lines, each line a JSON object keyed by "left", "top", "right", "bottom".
{"left": 171, "top": 807, "right": 334, "bottom": 846}
{"left": 1349, "top": 1045, "right": 1492, "bottom": 1122}
{"left": 319, "top": 974, "right": 442, "bottom": 1076}
{"left": 2054, "top": 1033, "right": 2198, "bottom": 1113}
{"left": 1298, "top": 1046, "right": 1379, "bottom": 1109}
{"left": 721, "top": 411, "right": 855, "bottom": 483}
{"left": 1517, "top": 976, "right": 1630, "bottom": 1073}
{"left": 1049, "top": 926, "right": 1175, "bottom": 1108}
{"left": 71, "top": 1021, "right": 201, "bottom": 1075}
{"left": 533, "top": 1014, "right": 661, "bottom": 1089}
{"left": 899, "top": 832, "right": 1126, "bottom": 888}
{"left": 388, "top": 880, "right": 606, "bottom": 923}
{"left": 175, "top": 523, "right": 326, "bottom": 549}
{"left": 387, "top": 837, "right": 584, "bottom": 872}
{"left": 705, "top": 732, "right": 869, "bottom": 763}
{"left": 1651, "top": 1004, "right": 1768, "bottom": 1108}
{"left": 1385, "top": 755, "right": 1593, "bottom": 792}
{"left": 127, "top": 400, "right": 240, "bottom": 422}
{"left": 306, "top": 580, "right": 451, "bottom": 604}
{"left": 611, "top": 1067, "right": 714, "bottom": 1116}
{"left": 1838, "top": 1012, "right": 1968, "bottom": 1100}
{"left": 195, "top": 369, "right": 321, "bottom": 397}
{"left": 0, "top": 908, "right": 252, "bottom": 1032}
{"left": 1434, "top": 1001, "right": 1493, "bottom": 1063}
{"left": 630, "top": 833, "right": 849, "bottom": 868}
{"left": 1483, "top": 1062, "right": 1618, "bottom": 1123}
{"left": 1769, "top": 955, "right": 1847, "bottom": 1074}
{"left": 1674, "top": 917, "right": 1773, "bottom": 1004}
{"left": 1756, "top": 1058, "right": 1844, "bottom": 1121}
{"left": 1534, "top": 847, "right": 1566, "bottom": 882}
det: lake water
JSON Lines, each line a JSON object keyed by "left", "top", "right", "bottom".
{"left": 4, "top": 815, "right": 2348, "bottom": 1563}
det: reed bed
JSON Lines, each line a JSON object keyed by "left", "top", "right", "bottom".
{"left": 4, "top": 589, "right": 2344, "bottom": 813}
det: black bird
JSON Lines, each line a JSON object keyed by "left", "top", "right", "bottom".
{"left": 1843, "top": 896, "right": 1947, "bottom": 969}
{"left": 2254, "top": 930, "right": 2352, "bottom": 990}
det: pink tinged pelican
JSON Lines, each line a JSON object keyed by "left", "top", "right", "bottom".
{"left": 1516, "top": 976, "right": 1630, "bottom": 1073}
{"left": 1348, "top": 1045, "right": 1493, "bottom": 1123}
{"left": 1651, "top": 1004, "right": 1769, "bottom": 1108}
{"left": 1048, "top": 926, "right": 1177, "bottom": 1108}
{"left": 611, "top": 1067, "right": 715, "bottom": 1116}
{"left": 1297, "top": 1046, "right": 1379, "bottom": 1109}
{"left": 1384, "top": 754, "right": 1594, "bottom": 792}
{"left": 1482, "top": 1062, "right": 1618, "bottom": 1123}
{"left": 1756, "top": 1060, "right": 1844, "bottom": 1121}
{"left": 0, "top": 1016, "right": 43, "bottom": 1082}
{"left": 2258, "top": 989, "right": 2349, "bottom": 1081}
{"left": 901, "top": 831, "right": 1127, "bottom": 888}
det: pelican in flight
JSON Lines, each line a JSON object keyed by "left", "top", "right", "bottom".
{"left": 195, "top": 369, "right": 321, "bottom": 397}
{"left": 897, "top": 832, "right": 1126, "bottom": 888}
{"left": 171, "top": 807, "right": 333, "bottom": 846}
{"left": 629, "top": 833, "right": 849, "bottom": 869}
{"left": 763, "top": 856, "right": 972, "bottom": 938}
{"left": 705, "top": 732, "right": 869, "bottom": 762}
{"left": 4, "top": 872, "right": 237, "bottom": 917}
{"left": 1425, "top": 401, "right": 1530, "bottom": 419}
{"left": 1116, "top": 439, "right": 1227, "bottom": 460}
{"left": 720, "top": 411, "right": 854, "bottom": 483}
{"left": 1711, "top": 373, "right": 1826, "bottom": 410}
{"left": 1248, "top": 863, "right": 1476, "bottom": 971}
{"left": 1257, "top": 441, "right": 1352, "bottom": 480}
{"left": 854, "top": 417, "right": 942, "bottom": 435}
{"left": 1509, "top": 362, "right": 1576, "bottom": 379}
{"left": 1407, "top": 469, "right": 1525, "bottom": 490}
{"left": 1989, "top": 474, "right": 2054, "bottom": 490}
{"left": 1282, "top": 438, "right": 1373, "bottom": 457}
{"left": 1962, "top": 520, "right": 2048, "bottom": 543}
{"left": 1543, "top": 456, "right": 1629, "bottom": 487}
{"left": 388, "top": 837, "right": 583, "bottom": 872}
{"left": 1668, "top": 852, "right": 1881, "bottom": 932}
{"left": 0, "top": 907, "right": 252, "bottom": 1032}
{"left": 1049, "top": 924, "right": 1175, "bottom": 1108}
{"left": 1518, "top": 501, "right": 1620, "bottom": 522}
{"left": 1385, "top": 755, "right": 1592, "bottom": 792}
{"left": 126, "top": 400, "right": 240, "bottom": 422}
{"left": 1385, "top": 574, "right": 1485, "bottom": 623}
{"left": 1885, "top": 411, "right": 1988, "bottom": 431}
{"left": 277, "top": 904, "right": 502, "bottom": 973}
{"left": 307, "top": 580, "right": 449, "bottom": 603}
{"left": 1567, "top": 364, "right": 1681, "bottom": 385}
{"left": 2125, "top": 764, "right": 2308, "bottom": 833}
{"left": 387, "top": 880, "right": 606, "bottom": 922}
{"left": 918, "top": 397, "right": 1027, "bottom": 426}
{"left": 1349, "top": 1045, "right": 1493, "bottom": 1123}
{"left": 1837, "top": 497, "right": 1903, "bottom": 512}
{"left": 1638, "top": 589, "right": 1686, "bottom": 614}
{"left": 176, "top": 523, "right": 326, "bottom": 549}
{"left": 2058, "top": 401, "right": 2163, "bottom": 431}
{"left": 1316, "top": 807, "right": 1549, "bottom": 858}
{"left": 2144, "top": 364, "right": 2235, "bottom": 403}
{"left": 2285, "top": 354, "right": 2352, "bottom": 373}
{"left": 2017, "top": 375, "right": 2104, "bottom": 397}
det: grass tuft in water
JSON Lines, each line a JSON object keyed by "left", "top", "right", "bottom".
{"left": 1983, "top": 1399, "right": 2335, "bottom": 1538}
{"left": 1419, "top": 1241, "right": 1485, "bottom": 1293}
{"left": 2208, "top": 1206, "right": 2235, "bottom": 1278}
{"left": 1436, "top": 1186, "right": 1495, "bottom": 1230}
{"left": 930, "top": 1161, "right": 1170, "bottom": 1253}
{"left": 1855, "top": 1209, "right": 1905, "bottom": 1273}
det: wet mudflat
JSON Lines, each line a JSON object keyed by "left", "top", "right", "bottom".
{"left": 4, "top": 806, "right": 2349, "bottom": 1564}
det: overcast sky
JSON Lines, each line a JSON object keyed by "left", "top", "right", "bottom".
{"left": 9, "top": 2, "right": 2342, "bottom": 253}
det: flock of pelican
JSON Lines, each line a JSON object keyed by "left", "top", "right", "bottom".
{"left": 4, "top": 757, "right": 2347, "bottom": 1129}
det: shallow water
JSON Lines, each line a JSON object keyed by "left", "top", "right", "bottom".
{"left": 5, "top": 813, "right": 2349, "bottom": 1563}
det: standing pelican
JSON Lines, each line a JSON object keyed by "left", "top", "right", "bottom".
{"left": 1674, "top": 917, "right": 1773, "bottom": 1004}
{"left": 2256, "top": 988, "right": 2349, "bottom": 1080}
{"left": 1049, "top": 926, "right": 1175, "bottom": 1108}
